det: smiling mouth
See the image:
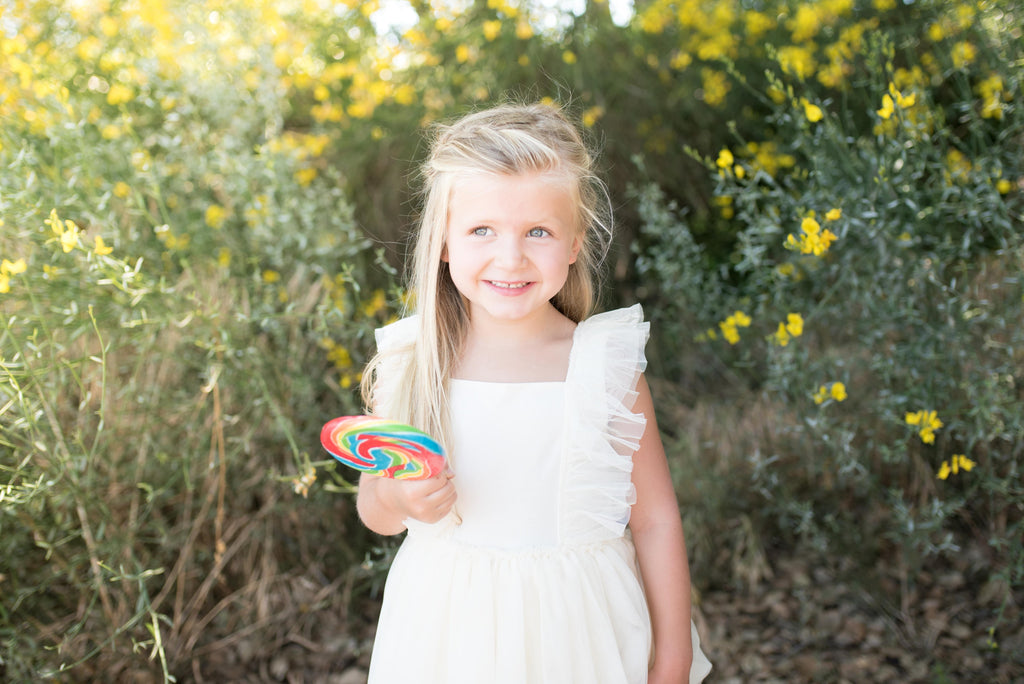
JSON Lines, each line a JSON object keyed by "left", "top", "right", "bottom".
{"left": 487, "top": 281, "right": 530, "bottom": 289}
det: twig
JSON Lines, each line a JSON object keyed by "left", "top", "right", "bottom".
{"left": 75, "top": 499, "right": 116, "bottom": 626}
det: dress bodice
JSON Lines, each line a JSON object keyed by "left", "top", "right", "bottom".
{"left": 375, "top": 305, "right": 651, "bottom": 546}
{"left": 447, "top": 380, "right": 565, "bottom": 549}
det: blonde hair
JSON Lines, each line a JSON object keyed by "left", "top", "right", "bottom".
{"left": 361, "top": 102, "right": 612, "bottom": 450}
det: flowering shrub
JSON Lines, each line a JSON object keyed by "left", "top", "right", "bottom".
{"left": 1, "top": 0, "right": 396, "bottom": 677}
{"left": 634, "top": 0, "right": 1023, "bottom": 658}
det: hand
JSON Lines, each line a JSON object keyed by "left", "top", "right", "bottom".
{"left": 382, "top": 470, "right": 457, "bottom": 524}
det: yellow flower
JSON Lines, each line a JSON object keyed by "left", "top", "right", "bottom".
{"left": 107, "top": 83, "right": 133, "bottom": 106}
{"left": 720, "top": 320, "right": 740, "bottom": 345}
{"left": 263, "top": 269, "right": 281, "bottom": 283}
{"left": 456, "top": 44, "right": 471, "bottom": 63}
{"left": 951, "top": 41, "right": 977, "bottom": 69}
{"left": 205, "top": 204, "right": 227, "bottom": 229}
{"left": 328, "top": 344, "right": 353, "bottom": 369}
{"left": 0, "top": 257, "right": 26, "bottom": 293}
{"left": 94, "top": 235, "right": 113, "bottom": 256}
{"left": 582, "top": 106, "right": 604, "bottom": 128}
{"left": 785, "top": 313, "right": 803, "bottom": 337}
{"left": 1, "top": 258, "right": 27, "bottom": 276}
{"left": 716, "top": 148, "right": 734, "bottom": 169}
{"left": 362, "top": 288, "right": 387, "bottom": 317}
{"left": 772, "top": 313, "right": 804, "bottom": 347}
{"left": 937, "top": 454, "right": 975, "bottom": 480}
{"left": 701, "top": 68, "right": 730, "bottom": 107}
{"left": 996, "top": 179, "right": 1011, "bottom": 194}
{"left": 515, "top": 21, "right": 533, "bottom": 40}
{"left": 813, "top": 385, "right": 829, "bottom": 405}
{"left": 46, "top": 209, "right": 63, "bottom": 236}
{"left": 876, "top": 94, "right": 895, "bottom": 120}
{"left": 946, "top": 149, "right": 972, "bottom": 184}
{"left": 49, "top": 211, "right": 82, "bottom": 253}
{"left": 394, "top": 84, "right": 415, "bottom": 106}
{"left": 786, "top": 217, "right": 837, "bottom": 256}
{"left": 483, "top": 20, "right": 502, "bottom": 41}
{"left": 292, "top": 467, "right": 316, "bottom": 498}
{"left": 800, "top": 98, "right": 824, "bottom": 122}
{"left": 670, "top": 52, "right": 692, "bottom": 70}
{"left": 773, "top": 322, "right": 791, "bottom": 347}
{"left": 825, "top": 208, "right": 842, "bottom": 221}
{"left": 716, "top": 311, "right": 749, "bottom": 345}
{"left": 777, "top": 45, "right": 816, "bottom": 80}
{"left": 906, "top": 410, "right": 943, "bottom": 444}
{"left": 113, "top": 181, "right": 132, "bottom": 198}
{"left": 831, "top": 382, "right": 847, "bottom": 401}
{"left": 888, "top": 82, "right": 916, "bottom": 108}
{"left": 295, "top": 167, "right": 318, "bottom": 186}
{"left": 562, "top": 50, "right": 577, "bottom": 65}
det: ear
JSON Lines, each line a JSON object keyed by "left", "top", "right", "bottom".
{"left": 440, "top": 243, "right": 449, "bottom": 262}
{"left": 568, "top": 233, "right": 582, "bottom": 265}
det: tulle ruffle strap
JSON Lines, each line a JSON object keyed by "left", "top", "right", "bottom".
{"left": 560, "top": 305, "right": 650, "bottom": 544}
{"left": 372, "top": 315, "right": 418, "bottom": 417}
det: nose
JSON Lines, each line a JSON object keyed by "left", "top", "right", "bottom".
{"left": 493, "top": 235, "right": 526, "bottom": 267}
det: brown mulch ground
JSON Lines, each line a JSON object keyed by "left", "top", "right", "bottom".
{"left": 187, "top": 544, "right": 1021, "bottom": 683}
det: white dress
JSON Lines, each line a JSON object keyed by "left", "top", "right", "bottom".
{"left": 367, "top": 305, "right": 712, "bottom": 683}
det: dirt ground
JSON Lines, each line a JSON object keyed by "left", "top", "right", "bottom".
{"left": 187, "top": 543, "right": 1021, "bottom": 684}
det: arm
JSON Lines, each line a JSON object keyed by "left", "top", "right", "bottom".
{"left": 629, "top": 375, "right": 694, "bottom": 684}
{"left": 356, "top": 470, "right": 457, "bottom": 536}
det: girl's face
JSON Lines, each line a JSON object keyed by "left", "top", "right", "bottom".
{"left": 443, "top": 172, "right": 582, "bottom": 329}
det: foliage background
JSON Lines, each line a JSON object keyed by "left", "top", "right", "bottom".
{"left": 1, "top": 0, "right": 1022, "bottom": 680}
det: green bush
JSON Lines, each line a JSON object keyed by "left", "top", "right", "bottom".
{"left": 1, "top": 1, "right": 395, "bottom": 677}
{"left": 634, "top": 0, "right": 1023, "bottom": 646}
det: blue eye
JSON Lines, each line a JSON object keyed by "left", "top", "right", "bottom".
{"left": 472, "top": 226, "right": 491, "bottom": 236}
{"left": 528, "top": 227, "right": 548, "bottom": 238}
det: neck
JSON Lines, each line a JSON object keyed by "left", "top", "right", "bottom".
{"left": 454, "top": 304, "right": 578, "bottom": 382}
{"left": 467, "top": 303, "right": 565, "bottom": 344}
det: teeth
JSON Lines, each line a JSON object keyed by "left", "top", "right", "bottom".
{"left": 489, "top": 281, "right": 528, "bottom": 289}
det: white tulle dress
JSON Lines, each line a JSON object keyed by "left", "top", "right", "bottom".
{"left": 366, "top": 305, "right": 712, "bottom": 683}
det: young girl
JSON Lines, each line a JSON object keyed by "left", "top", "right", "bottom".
{"left": 356, "top": 102, "right": 712, "bottom": 683}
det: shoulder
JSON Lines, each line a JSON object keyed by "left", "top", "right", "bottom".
{"left": 375, "top": 314, "right": 419, "bottom": 352}
{"left": 570, "top": 304, "right": 649, "bottom": 393}
{"left": 576, "top": 304, "right": 649, "bottom": 342}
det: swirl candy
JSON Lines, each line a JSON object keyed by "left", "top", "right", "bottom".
{"left": 320, "top": 415, "right": 447, "bottom": 480}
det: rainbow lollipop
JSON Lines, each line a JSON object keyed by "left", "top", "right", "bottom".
{"left": 320, "top": 415, "right": 447, "bottom": 480}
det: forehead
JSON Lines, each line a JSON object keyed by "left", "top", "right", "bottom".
{"left": 448, "top": 172, "right": 578, "bottom": 215}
